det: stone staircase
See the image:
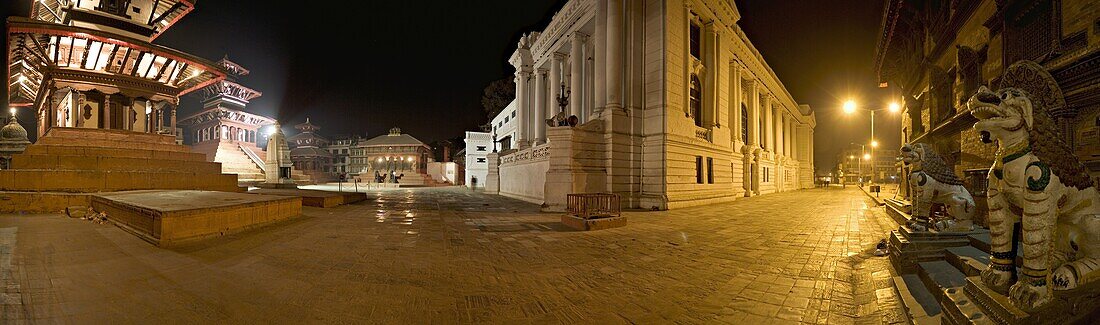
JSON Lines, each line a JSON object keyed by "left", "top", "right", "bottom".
{"left": 219, "top": 142, "right": 265, "bottom": 183}
{"left": 189, "top": 140, "right": 314, "bottom": 185}
{"left": 0, "top": 128, "right": 240, "bottom": 193}
{"left": 887, "top": 198, "right": 1100, "bottom": 324}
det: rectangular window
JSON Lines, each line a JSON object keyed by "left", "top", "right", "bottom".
{"left": 695, "top": 156, "right": 704, "bottom": 184}
{"left": 476, "top": 158, "right": 486, "bottom": 163}
{"left": 511, "top": 111, "right": 516, "bottom": 118}
{"left": 689, "top": 22, "right": 701, "bottom": 59}
{"left": 505, "top": 117, "right": 509, "bottom": 123}
{"left": 763, "top": 167, "right": 770, "bottom": 182}
{"left": 476, "top": 146, "right": 486, "bottom": 151}
{"left": 706, "top": 157, "right": 714, "bottom": 184}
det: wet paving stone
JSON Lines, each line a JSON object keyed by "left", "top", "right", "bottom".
{"left": 0, "top": 187, "right": 907, "bottom": 323}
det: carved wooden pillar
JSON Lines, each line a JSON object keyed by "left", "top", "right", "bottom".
{"left": 103, "top": 94, "right": 111, "bottom": 130}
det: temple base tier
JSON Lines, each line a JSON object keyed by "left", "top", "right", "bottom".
{"left": 0, "top": 128, "right": 242, "bottom": 193}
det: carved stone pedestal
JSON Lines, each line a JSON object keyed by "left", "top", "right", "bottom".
{"left": 941, "top": 276, "right": 1100, "bottom": 325}
{"left": 889, "top": 225, "right": 985, "bottom": 274}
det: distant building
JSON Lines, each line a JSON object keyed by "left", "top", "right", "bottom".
{"left": 288, "top": 118, "right": 332, "bottom": 182}
{"left": 835, "top": 148, "right": 899, "bottom": 185}
{"left": 463, "top": 131, "right": 493, "bottom": 189}
{"left": 489, "top": 101, "right": 518, "bottom": 151}
{"left": 349, "top": 127, "right": 435, "bottom": 185}
{"left": 327, "top": 134, "right": 363, "bottom": 179}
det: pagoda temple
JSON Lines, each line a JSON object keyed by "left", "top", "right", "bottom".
{"left": 288, "top": 118, "right": 332, "bottom": 182}
{"left": 8, "top": 0, "right": 225, "bottom": 138}
{"left": 178, "top": 57, "right": 277, "bottom": 184}
{"left": 0, "top": 0, "right": 302, "bottom": 244}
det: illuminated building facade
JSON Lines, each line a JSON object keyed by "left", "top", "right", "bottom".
{"left": 348, "top": 127, "right": 431, "bottom": 181}
{"left": 487, "top": 0, "right": 816, "bottom": 209}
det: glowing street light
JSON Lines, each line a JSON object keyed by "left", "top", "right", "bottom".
{"left": 843, "top": 100, "right": 857, "bottom": 114}
{"left": 8, "top": 107, "right": 15, "bottom": 116}
{"left": 863, "top": 153, "right": 871, "bottom": 160}
{"left": 843, "top": 98, "right": 901, "bottom": 185}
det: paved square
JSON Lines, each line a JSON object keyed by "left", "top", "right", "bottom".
{"left": 1, "top": 187, "right": 905, "bottom": 323}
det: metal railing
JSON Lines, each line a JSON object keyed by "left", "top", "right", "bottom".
{"left": 239, "top": 144, "right": 266, "bottom": 173}
{"left": 566, "top": 193, "right": 621, "bottom": 220}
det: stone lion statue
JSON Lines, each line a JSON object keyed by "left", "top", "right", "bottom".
{"left": 899, "top": 143, "right": 975, "bottom": 232}
{"left": 969, "top": 74, "right": 1100, "bottom": 311}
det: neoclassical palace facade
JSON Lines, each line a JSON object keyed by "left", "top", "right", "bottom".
{"left": 485, "top": 0, "right": 816, "bottom": 209}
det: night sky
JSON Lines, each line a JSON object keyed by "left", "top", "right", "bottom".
{"left": 2, "top": 1, "right": 897, "bottom": 173}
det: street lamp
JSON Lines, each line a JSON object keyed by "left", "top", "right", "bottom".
{"left": 843, "top": 99, "right": 900, "bottom": 184}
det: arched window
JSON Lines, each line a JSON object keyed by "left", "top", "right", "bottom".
{"left": 690, "top": 74, "right": 702, "bottom": 127}
{"left": 740, "top": 104, "right": 749, "bottom": 142}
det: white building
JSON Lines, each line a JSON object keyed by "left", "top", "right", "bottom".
{"left": 485, "top": 0, "right": 816, "bottom": 209}
{"left": 463, "top": 131, "right": 493, "bottom": 189}
{"left": 489, "top": 101, "right": 518, "bottom": 151}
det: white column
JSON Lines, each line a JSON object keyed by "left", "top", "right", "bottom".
{"left": 550, "top": 54, "right": 564, "bottom": 117}
{"left": 747, "top": 83, "right": 759, "bottom": 146}
{"left": 779, "top": 113, "right": 786, "bottom": 157}
{"left": 605, "top": 0, "right": 623, "bottom": 111}
{"left": 515, "top": 71, "right": 530, "bottom": 147}
{"left": 704, "top": 23, "right": 718, "bottom": 127}
{"left": 787, "top": 117, "right": 794, "bottom": 158}
{"left": 731, "top": 64, "right": 742, "bottom": 142}
{"left": 764, "top": 96, "right": 773, "bottom": 152}
{"left": 570, "top": 33, "right": 586, "bottom": 118}
{"left": 594, "top": 0, "right": 607, "bottom": 112}
{"left": 534, "top": 68, "right": 547, "bottom": 144}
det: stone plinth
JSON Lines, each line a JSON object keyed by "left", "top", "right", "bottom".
{"left": 247, "top": 188, "right": 366, "bottom": 208}
{"left": 543, "top": 124, "right": 608, "bottom": 211}
{"left": 485, "top": 153, "right": 501, "bottom": 194}
{"left": 889, "top": 225, "right": 983, "bottom": 274}
{"left": 91, "top": 190, "right": 301, "bottom": 246}
{"left": 940, "top": 276, "right": 1100, "bottom": 325}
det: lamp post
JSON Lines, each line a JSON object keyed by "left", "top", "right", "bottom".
{"left": 843, "top": 100, "right": 900, "bottom": 184}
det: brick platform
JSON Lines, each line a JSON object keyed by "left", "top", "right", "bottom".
{"left": 91, "top": 190, "right": 301, "bottom": 246}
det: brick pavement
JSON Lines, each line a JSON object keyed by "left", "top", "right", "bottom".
{"left": 0, "top": 187, "right": 906, "bottom": 324}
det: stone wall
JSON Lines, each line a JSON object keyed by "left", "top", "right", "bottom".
{"left": 499, "top": 145, "right": 551, "bottom": 204}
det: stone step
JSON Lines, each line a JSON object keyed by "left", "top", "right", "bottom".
{"left": 10, "top": 154, "right": 223, "bottom": 174}
{"left": 45, "top": 127, "right": 177, "bottom": 145}
{"left": 968, "top": 232, "right": 992, "bottom": 253}
{"left": 36, "top": 135, "right": 191, "bottom": 153}
{"left": 0, "top": 169, "right": 240, "bottom": 193}
{"left": 918, "top": 261, "right": 968, "bottom": 304}
{"left": 889, "top": 227, "right": 975, "bottom": 274}
{"left": 22, "top": 145, "right": 208, "bottom": 162}
{"left": 945, "top": 246, "right": 990, "bottom": 277}
{"left": 894, "top": 274, "right": 942, "bottom": 322}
